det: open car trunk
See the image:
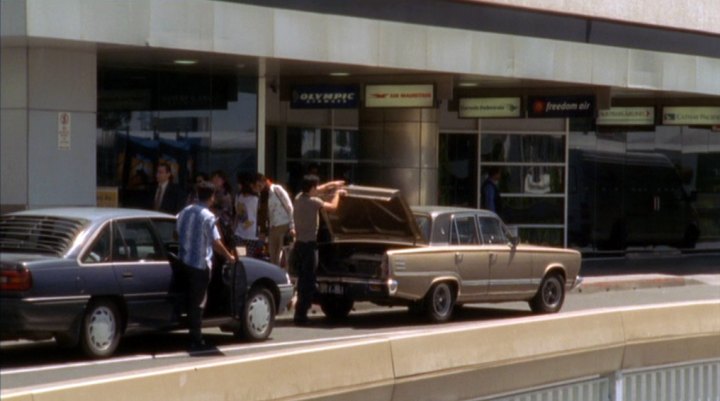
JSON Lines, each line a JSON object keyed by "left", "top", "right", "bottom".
{"left": 317, "top": 185, "right": 422, "bottom": 279}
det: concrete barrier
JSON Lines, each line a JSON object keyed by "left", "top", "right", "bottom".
{"left": 3, "top": 301, "right": 718, "bottom": 401}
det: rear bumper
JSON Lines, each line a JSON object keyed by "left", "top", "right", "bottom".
{"left": 316, "top": 277, "right": 394, "bottom": 301}
{"left": 0, "top": 296, "right": 87, "bottom": 341}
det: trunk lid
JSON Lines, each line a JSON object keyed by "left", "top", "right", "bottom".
{"left": 322, "top": 185, "right": 423, "bottom": 244}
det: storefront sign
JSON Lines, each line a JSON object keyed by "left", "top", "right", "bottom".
{"left": 527, "top": 95, "right": 595, "bottom": 118}
{"left": 58, "top": 112, "right": 71, "bottom": 150}
{"left": 365, "top": 84, "right": 434, "bottom": 108}
{"left": 597, "top": 107, "right": 655, "bottom": 126}
{"left": 662, "top": 107, "right": 720, "bottom": 125}
{"left": 96, "top": 187, "right": 119, "bottom": 207}
{"left": 459, "top": 97, "right": 521, "bottom": 118}
{"left": 291, "top": 85, "right": 359, "bottom": 109}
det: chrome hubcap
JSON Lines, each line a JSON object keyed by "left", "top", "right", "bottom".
{"left": 433, "top": 285, "right": 451, "bottom": 315}
{"left": 247, "top": 294, "right": 272, "bottom": 335}
{"left": 543, "top": 280, "right": 560, "bottom": 307}
{"left": 88, "top": 306, "right": 115, "bottom": 351}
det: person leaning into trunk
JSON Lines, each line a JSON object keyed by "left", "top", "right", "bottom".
{"left": 291, "top": 176, "right": 345, "bottom": 325}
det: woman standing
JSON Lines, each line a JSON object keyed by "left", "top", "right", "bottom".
{"left": 234, "top": 173, "right": 265, "bottom": 258}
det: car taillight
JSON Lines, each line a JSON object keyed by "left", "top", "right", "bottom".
{"left": 0, "top": 267, "right": 32, "bottom": 291}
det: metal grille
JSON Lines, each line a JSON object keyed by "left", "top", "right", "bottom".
{"left": 0, "top": 215, "right": 86, "bottom": 256}
{"left": 487, "top": 377, "right": 611, "bottom": 401}
{"left": 623, "top": 361, "right": 720, "bottom": 401}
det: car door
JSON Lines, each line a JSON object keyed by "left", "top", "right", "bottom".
{"left": 479, "top": 216, "right": 535, "bottom": 298}
{"left": 111, "top": 218, "right": 177, "bottom": 329}
{"left": 450, "top": 214, "right": 489, "bottom": 300}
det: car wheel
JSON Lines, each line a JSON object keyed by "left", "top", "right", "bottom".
{"left": 319, "top": 296, "right": 354, "bottom": 320}
{"left": 426, "top": 282, "right": 455, "bottom": 323}
{"left": 530, "top": 274, "right": 565, "bottom": 314}
{"left": 236, "top": 287, "right": 275, "bottom": 341}
{"left": 80, "top": 300, "right": 121, "bottom": 359}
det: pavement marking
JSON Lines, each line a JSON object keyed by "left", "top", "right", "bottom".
{"left": 0, "top": 328, "right": 426, "bottom": 377}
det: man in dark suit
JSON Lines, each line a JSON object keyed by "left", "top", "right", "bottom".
{"left": 151, "top": 162, "right": 186, "bottom": 215}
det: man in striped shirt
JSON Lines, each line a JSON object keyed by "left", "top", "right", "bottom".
{"left": 176, "top": 181, "right": 236, "bottom": 351}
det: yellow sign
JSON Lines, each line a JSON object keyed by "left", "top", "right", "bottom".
{"left": 97, "top": 187, "right": 119, "bottom": 207}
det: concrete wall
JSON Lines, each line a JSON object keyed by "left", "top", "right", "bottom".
{"left": 471, "top": 0, "right": 720, "bottom": 36}
{"left": 2, "top": 301, "right": 717, "bottom": 401}
{"left": 0, "top": 45, "right": 97, "bottom": 212}
{"left": 3, "top": 0, "right": 720, "bottom": 97}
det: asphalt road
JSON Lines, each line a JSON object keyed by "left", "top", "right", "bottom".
{"left": 2, "top": 283, "right": 719, "bottom": 392}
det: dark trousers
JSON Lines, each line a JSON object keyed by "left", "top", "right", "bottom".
{"left": 292, "top": 241, "right": 317, "bottom": 320}
{"left": 186, "top": 265, "right": 211, "bottom": 343}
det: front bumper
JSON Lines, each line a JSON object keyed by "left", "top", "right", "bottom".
{"left": 277, "top": 284, "right": 294, "bottom": 313}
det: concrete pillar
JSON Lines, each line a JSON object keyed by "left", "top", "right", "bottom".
{"left": 0, "top": 45, "right": 97, "bottom": 212}
{"left": 358, "top": 108, "right": 438, "bottom": 205}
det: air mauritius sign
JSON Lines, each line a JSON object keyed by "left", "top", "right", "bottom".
{"left": 528, "top": 95, "right": 595, "bottom": 118}
{"left": 365, "top": 84, "right": 435, "bottom": 108}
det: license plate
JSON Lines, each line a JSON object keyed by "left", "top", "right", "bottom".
{"left": 321, "top": 283, "right": 344, "bottom": 295}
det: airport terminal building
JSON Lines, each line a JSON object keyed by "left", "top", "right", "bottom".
{"left": 2, "top": 0, "right": 719, "bottom": 255}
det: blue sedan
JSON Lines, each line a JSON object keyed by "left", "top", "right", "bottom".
{"left": 0, "top": 208, "right": 293, "bottom": 358}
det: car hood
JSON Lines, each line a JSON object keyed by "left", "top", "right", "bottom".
{"left": 322, "top": 185, "right": 423, "bottom": 244}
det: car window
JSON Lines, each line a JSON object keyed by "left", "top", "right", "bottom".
{"left": 115, "top": 219, "right": 164, "bottom": 261}
{"left": 414, "top": 215, "right": 431, "bottom": 243}
{"left": 152, "top": 218, "right": 178, "bottom": 255}
{"left": 81, "top": 224, "right": 111, "bottom": 264}
{"left": 450, "top": 215, "right": 479, "bottom": 245}
{"left": 478, "top": 217, "right": 507, "bottom": 245}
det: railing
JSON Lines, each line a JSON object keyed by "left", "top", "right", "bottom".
{"left": 2, "top": 301, "right": 718, "bottom": 401}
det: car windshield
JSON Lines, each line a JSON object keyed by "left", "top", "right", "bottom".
{"left": 0, "top": 215, "right": 87, "bottom": 255}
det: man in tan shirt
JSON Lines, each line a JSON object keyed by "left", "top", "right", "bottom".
{"left": 292, "top": 176, "right": 345, "bottom": 325}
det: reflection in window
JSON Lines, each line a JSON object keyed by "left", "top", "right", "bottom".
{"left": 82, "top": 225, "right": 111, "bottom": 264}
{"left": 97, "top": 66, "right": 258, "bottom": 208}
{"left": 451, "top": 216, "right": 479, "bottom": 245}
{"left": 334, "top": 130, "right": 359, "bottom": 160}
{"left": 481, "top": 134, "right": 565, "bottom": 163}
{"left": 478, "top": 217, "right": 507, "bottom": 245}
{"left": 116, "top": 220, "right": 163, "bottom": 261}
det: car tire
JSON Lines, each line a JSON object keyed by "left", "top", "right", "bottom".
{"left": 529, "top": 274, "right": 565, "bottom": 314}
{"left": 236, "top": 287, "right": 275, "bottom": 341}
{"left": 426, "top": 282, "right": 455, "bottom": 323}
{"left": 320, "top": 296, "right": 354, "bottom": 320}
{"left": 80, "top": 300, "right": 122, "bottom": 359}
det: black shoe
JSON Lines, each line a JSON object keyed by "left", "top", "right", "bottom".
{"left": 188, "top": 339, "right": 215, "bottom": 352}
{"left": 293, "top": 316, "right": 312, "bottom": 326}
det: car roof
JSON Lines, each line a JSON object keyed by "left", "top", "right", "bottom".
{"left": 410, "top": 205, "right": 499, "bottom": 218}
{"left": 5, "top": 207, "right": 175, "bottom": 223}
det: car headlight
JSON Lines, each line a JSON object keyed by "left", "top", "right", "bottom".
{"left": 387, "top": 279, "right": 398, "bottom": 295}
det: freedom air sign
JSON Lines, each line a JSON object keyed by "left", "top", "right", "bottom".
{"left": 459, "top": 98, "right": 522, "bottom": 118}
{"left": 365, "top": 84, "right": 434, "bottom": 108}
{"left": 528, "top": 95, "right": 595, "bottom": 118}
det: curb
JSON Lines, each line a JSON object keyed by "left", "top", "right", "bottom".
{"left": 574, "top": 275, "right": 689, "bottom": 294}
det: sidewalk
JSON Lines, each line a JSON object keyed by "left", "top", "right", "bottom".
{"left": 576, "top": 252, "right": 720, "bottom": 293}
